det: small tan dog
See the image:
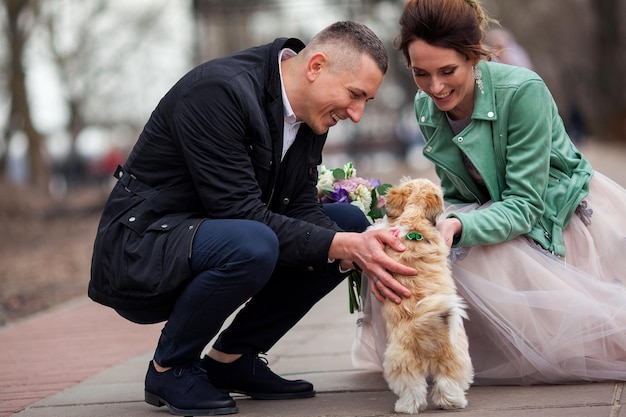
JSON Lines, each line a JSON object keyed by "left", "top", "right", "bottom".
{"left": 369, "top": 177, "right": 473, "bottom": 414}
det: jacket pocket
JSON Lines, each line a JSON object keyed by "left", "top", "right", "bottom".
{"left": 119, "top": 213, "right": 195, "bottom": 295}
{"left": 92, "top": 174, "right": 199, "bottom": 300}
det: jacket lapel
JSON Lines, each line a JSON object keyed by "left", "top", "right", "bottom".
{"left": 265, "top": 38, "right": 306, "bottom": 180}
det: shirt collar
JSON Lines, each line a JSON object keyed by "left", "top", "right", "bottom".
{"left": 279, "top": 48, "right": 301, "bottom": 125}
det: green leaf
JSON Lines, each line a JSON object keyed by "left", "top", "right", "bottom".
{"left": 367, "top": 183, "right": 392, "bottom": 221}
{"left": 332, "top": 168, "right": 346, "bottom": 180}
{"left": 368, "top": 205, "right": 384, "bottom": 220}
{"left": 347, "top": 271, "right": 362, "bottom": 313}
{"left": 376, "top": 183, "right": 392, "bottom": 195}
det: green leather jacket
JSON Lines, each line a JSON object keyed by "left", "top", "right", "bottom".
{"left": 415, "top": 60, "right": 593, "bottom": 257}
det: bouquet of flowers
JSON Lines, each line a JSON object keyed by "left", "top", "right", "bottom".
{"left": 317, "top": 162, "right": 390, "bottom": 224}
{"left": 317, "top": 162, "right": 391, "bottom": 312}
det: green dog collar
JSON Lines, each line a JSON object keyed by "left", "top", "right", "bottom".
{"left": 406, "top": 232, "right": 423, "bottom": 241}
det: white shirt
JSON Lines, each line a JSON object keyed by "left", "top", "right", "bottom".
{"left": 278, "top": 48, "right": 303, "bottom": 160}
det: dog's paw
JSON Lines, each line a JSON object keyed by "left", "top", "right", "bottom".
{"left": 434, "top": 395, "right": 467, "bottom": 410}
{"left": 431, "top": 377, "right": 469, "bottom": 410}
{"left": 394, "top": 395, "right": 428, "bottom": 414}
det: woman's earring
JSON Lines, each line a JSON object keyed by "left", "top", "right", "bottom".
{"left": 473, "top": 66, "right": 484, "bottom": 95}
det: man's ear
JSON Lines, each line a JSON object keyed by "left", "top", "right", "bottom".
{"left": 306, "top": 52, "right": 327, "bottom": 81}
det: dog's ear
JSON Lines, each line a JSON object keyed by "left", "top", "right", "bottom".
{"left": 421, "top": 183, "right": 445, "bottom": 225}
{"left": 418, "top": 179, "right": 443, "bottom": 224}
{"left": 385, "top": 185, "right": 411, "bottom": 219}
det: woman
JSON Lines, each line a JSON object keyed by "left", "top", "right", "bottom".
{"left": 353, "top": 0, "right": 626, "bottom": 385}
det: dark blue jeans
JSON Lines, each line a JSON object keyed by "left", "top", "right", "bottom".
{"left": 151, "top": 203, "right": 369, "bottom": 367}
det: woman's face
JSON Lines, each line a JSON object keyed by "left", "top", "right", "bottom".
{"left": 407, "top": 39, "right": 476, "bottom": 120}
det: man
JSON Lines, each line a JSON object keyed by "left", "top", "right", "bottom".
{"left": 89, "top": 21, "right": 415, "bottom": 416}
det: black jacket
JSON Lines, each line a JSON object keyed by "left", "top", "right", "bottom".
{"left": 89, "top": 38, "right": 342, "bottom": 311}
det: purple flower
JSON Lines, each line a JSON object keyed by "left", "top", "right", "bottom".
{"left": 331, "top": 187, "right": 351, "bottom": 203}
{"left": 369, "top": 178, "right": 381, "bottom": 188}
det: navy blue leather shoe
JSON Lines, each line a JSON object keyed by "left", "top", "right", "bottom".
{"left": 144, "top": 361, "right": 238, "bottom": 415}
{"left": 201, "top": 354, "right": 315, "bottom": 400}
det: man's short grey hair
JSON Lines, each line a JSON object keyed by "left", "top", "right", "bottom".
{"left": 305, "top": 21, "right": 389, "bottom": 75}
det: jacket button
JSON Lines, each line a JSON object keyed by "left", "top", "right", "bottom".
{"left": 129, "top": 216, "right": 136, "bottom": 222}
{"left": 161, "top": 224, "right": 168, "bottom": 229}
{"left": 487, "top": 111, "right": 494, "bottom": 118}
{"left": 420, "top": 116, "right": 426, "bottom": 123}
{"left": 425, "top": 146, "right": 432, "bottom": 152}
{"left": 282, "top": 197, "right": 290, "bottom": 205}
{"left": 307, "top": 266, "right": 314, "bottom": 271}
{"left": 457, "top": 137, "right": 464, "bottom": 142}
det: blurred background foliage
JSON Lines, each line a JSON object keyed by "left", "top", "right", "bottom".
{"left": 1, "top": 0, "right": 625, "bottom": 198}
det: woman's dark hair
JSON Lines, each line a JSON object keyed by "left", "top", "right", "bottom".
{"left": 393, "top": 0, "right": 498, "bottom": 66}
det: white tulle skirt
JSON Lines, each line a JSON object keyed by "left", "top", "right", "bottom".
{"left": 352, "top": 172, "right": 626, "bottom": 385}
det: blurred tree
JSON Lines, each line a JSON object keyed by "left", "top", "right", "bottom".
{"left": 1, "top": 0, "right": 49, "bottom": 192}
{"left": 192, "top": 0, "right": 275, "bottom": 63}
{"left": 192, "top": 0, "right": 377, "bottom": 62}
{"left": 0, "top": 0, "right": 192, "bottom": 191}
{"left": 39, "top": 0, "right": 170, "bottom": 182}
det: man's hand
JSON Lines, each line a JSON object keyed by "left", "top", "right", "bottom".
{"left": 330, "top": 229, "right": 416, "bottom": 303}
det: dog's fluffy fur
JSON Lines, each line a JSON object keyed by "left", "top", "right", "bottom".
{"left": 369, "top": 177, "right": 473, "bottom": 414}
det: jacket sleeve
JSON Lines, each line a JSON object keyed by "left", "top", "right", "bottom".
{"left": 172, "top": 76, "right": 337, "bottom": 269}
{"left": 451, "top": 79, "right": 551, "bottom": 247}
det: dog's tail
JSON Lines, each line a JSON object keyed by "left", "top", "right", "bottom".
{"left": 413, "top": 293, "right": 468, "bottom": 345}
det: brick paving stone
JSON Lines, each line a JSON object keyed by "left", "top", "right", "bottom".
{"left": 0, "top": 297, "right": 162, "bottom": 417}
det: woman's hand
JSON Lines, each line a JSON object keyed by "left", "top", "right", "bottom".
{"left": 436, "top": 217, "right": 462, "bottom": 248}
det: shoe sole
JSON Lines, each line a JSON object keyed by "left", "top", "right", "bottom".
{"left": 145, "top": 390, "right": 238, "bottom": 416}
{"left": 227, "top": 389, "right": 316, "bottom": 400}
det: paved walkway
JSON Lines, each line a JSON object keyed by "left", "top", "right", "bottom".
{"left": 2, "top": 285, "right": 625, "bottom": 417}
{"left": 2, "top": 141, "right": 625, "bottom": 417}
{"left": 0, "top": 297, "right": 162, "bottom": 416}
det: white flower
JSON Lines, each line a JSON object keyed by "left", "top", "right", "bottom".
{"left": 317, "top": 169, "right": 335, "bottom": 189}
{"left": 350, "top": 199, "right": 366, "bottom": 213}
{"left": 353, "top": 183, "right": 372, "bottom": 213}
{"left": 343, "top": 161, "right": 356, "bottom": 178}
